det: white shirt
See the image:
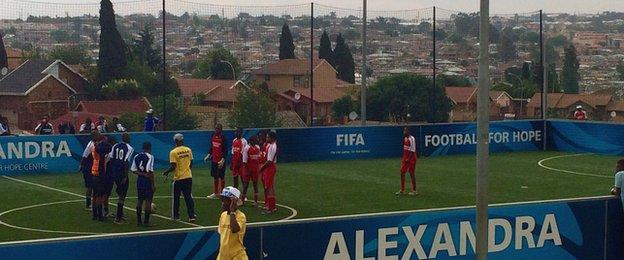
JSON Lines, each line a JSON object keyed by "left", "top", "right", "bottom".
{"left": 82, "top": 141, "right": 95, "bottom": 158}
{"left": 404, "top": 135, "right": 416, "bottom": 152}
{"left": 231, "top": 138, "right": 248, "bottom": 154}
{"left": 107, "top": 142, "right": 134, "bottom": 162}
{"left": 266, "top": 142, "right": 277, "bottom": 163}
{"left": 130, "top": 153, "right": 154, "bottom": 172}
{"left": 0, "top": 123, "right": 6, "bottom": 135}
{"left": 79, "top": 123, "right": 95, "bottom": 133}
{"left": 115, "top": 123, "right": 126, "bottom": 132}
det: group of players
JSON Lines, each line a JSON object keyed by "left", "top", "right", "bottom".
{"left": 78, "top": 124, "right": 279, "bottom": 227}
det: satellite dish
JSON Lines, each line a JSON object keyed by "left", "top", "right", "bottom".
{"left": 1, "top": 67, "right": 7, "bottom": 76}
{"left": 611, "top": 111, "right": 617, "bottom": 118}
{"left": 348, "top": 111, "right": 358, "bottom": 121}
{"left": 294, "top": 92, "right": 301, "bottom": 101}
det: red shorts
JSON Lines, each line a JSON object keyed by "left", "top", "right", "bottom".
{"left": 242, "top": 166, "right": 259, "bottom": 182}
{"left": 232, "top": 166, "right": 244, "bottom": 177}
{"left": 261, "top": 165, "right": 276, "bottom": 189}
{"left": 401, "top": 161, "right": 416, "bottom": 174}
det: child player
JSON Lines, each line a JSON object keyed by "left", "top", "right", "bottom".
{"left": 397, "top": 126, "right": 418, "bottom": 196}
{"left": 260, "top": 131, "right": 278, "bottom": 214}
{"left": 231, "top": 127, "right": 247, "bottom": 189}
{"left": 131, "top": 142, "right": 155, "bottom": 227}
{"left": 241, "top": 135, "right": 261, "bottom": 206}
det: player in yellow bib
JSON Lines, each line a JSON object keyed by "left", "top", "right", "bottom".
{"left": 163, "top": 133, "right": 197, "bottom": 222}
{"left": 217, "top": 186, "right": 248, "bottom": 260}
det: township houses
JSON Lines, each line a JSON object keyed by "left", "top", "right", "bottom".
{"left": 444, "top": 86, "right": 510, "bottom": 122}
{"left": 527, "top": 92, "right": 615, "bottom": 121}
{"left": 0, "top": 59, "right": 88, "bottom": 131}
{"left": 51, "top": 99, "right": 152, "bottom": 129}
{"left": 252, "top": 58, "right": 352, "bottom": 124}
{"left": 177, "top": 58, "right": 353, "bottom": 125}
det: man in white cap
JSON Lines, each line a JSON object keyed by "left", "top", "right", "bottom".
{"left": 144, "top": 109, "right": 160, "bottom": 132}
{"left": 573, "top": 105, "right": 587, "bottom": 120}
{"left": 163, "top": 133, "right": 197, "bottom": 222}
{"left": 217, "top": 186, "right": 248, "bottom": 260}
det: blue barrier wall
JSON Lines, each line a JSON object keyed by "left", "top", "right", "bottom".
{"left": 0, "top": 120, "right": 544, "bottom": 175}
{"left": 0, "top": 196, "right": 621, "bottom": 259}
{"left": 548, "top": 120, "right": 624, "bottom": 155}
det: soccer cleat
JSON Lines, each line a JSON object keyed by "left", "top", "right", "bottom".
{"left": 408, "top": 191, "right": 419, "bottom": 196}
{"left": 189, "top": 218, "right": 196, "bottom": 223}
{"left": 395, "top": 190, "right": 405, "bottom": 196}
{"left": 113, "top": 219, "right": 126, "bottom": 225}
{"left": 207, "top": 193, "right": 217, "bottom": 199}
{"left": 85, "top": 206, "right": 92, "bottom": 211}
{"left": 261, "top": 209, "right": 273, "bottom": 215}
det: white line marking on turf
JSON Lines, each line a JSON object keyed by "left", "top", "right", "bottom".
{"left": 1, "top": 176, "right": 202, "bottom": 227}
{"left": 0, "top": 200, "right": 101, "bottom": 235}
{"left": 537, "top": 153, "right": 613, "bottom": 179}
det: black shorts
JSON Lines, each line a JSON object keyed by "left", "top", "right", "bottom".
{"left": 82, "top": 173, "right": 93, "bottom": 188}
{"left": 211, "top": 161, "right": 225, "bottom": 178}
{"left": 104, "top": 178, "right": 114, "bottom": 196}
{"left": 138, "top": 188, "right": 154, "bottom": 201}
{"left": 92, "top": 176, "right": 108, "bottom": 196}
{"left": 114, "top": 174, "right": 129, "bottom": 196}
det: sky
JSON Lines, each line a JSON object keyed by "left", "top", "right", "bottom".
{"left": 47, "top": 0, "right": 623, "bottom": 14}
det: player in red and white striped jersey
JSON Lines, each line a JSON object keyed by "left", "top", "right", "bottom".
{"left": 397, "top": 126, "right": 418, "bottom": 196}
{"left": 230, "top": 127, "right": 247, "bottom": 189}
{"left": 260, "top": 131, "right": 278, "bottom": 214}
{"left": 241, "top": 135, "right": 261, "bottom": 206}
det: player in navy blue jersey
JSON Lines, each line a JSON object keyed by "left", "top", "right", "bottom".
{"left": 131, "top": 142, "right": 155, "bottom": 226}
{"left": 108, "top": 133, "right": 134, "bottom": 224}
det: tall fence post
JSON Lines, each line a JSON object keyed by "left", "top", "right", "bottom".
{"left": 361, "top": 0, "right": 367, "bottom": 126}
{"left": 432, "top": 6, "right": 436, "bottom": 88}
{"left": 540, "top": 10, "right": 548, "bottom": 151}
{"left": 476, "top": 0, "right": 491, "bottom": 259}
{"left": 310, "top": 2, "right": 315, "bottom": 126}
{"left": 161, "top": 0, "right": 167, "bottom": 131}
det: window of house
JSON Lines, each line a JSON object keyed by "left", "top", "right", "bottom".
{"left": 265, "top": 75, "right": 271, "bottom": 81}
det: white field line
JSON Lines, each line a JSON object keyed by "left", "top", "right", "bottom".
{"left": 1, "top": 176, "right": 202, "bottom": 227}
{"left": 537, "top": 153, "right": 613, "bottom": 179}
{"left": 0, "top": 199, "right": 99, "bottom": 235}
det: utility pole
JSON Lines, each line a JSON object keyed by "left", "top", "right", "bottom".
{"left": 476, "top": 0, "right": 490, "bottom": 259}
{"left": 361, "top": 0, "right": 367, "bottom": 125}
{"left": 432, "top": 6, "right": 436, "bottom": 88}
{"left": 540, "top": 10, "right": 548, "bottom": 150}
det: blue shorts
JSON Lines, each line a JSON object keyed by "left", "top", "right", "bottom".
{"left": 211, "top": 162, "right": 225, "bottom": 178}
{"left": 138, "top": 188, "right": 154, "bottom": 201}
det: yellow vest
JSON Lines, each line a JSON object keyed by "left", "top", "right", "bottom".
{"left": 217, "top": 210, "right": 248, "bottom": 260}
{"left": 169, "top": 146, "right": 193, "bottom": 180}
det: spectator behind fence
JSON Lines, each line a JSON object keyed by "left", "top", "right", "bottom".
{"left": 144, "top": 109, "right": 160, "bottom": 132}
{"left": 611, "top": 159, "right": 624, "bottom": 213}
{"left": 96, "top": 115, "right": 108, "bottom": 133}
{"left": 80, "top": 118, "right": 96, "bottom": 134}
{"left": 58, "top": 120, "right": 76, "bottom": 135}
{"left": 0, "top": 116, "right": 10, "bottom": 136}
{"left": 34, "top": 115, "right": 54, "bottom": 135}
{"left": 112, "top": 117, "right": 126, "bottom": 132}
{"left": 574, "top": 105, "right": 587, "bottom": 120}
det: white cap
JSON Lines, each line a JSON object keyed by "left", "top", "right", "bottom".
{"left": 146, "top": 109, "right": 154, "bottom": 114}
{"left": 221, "top": 186, "right": 243, "bottom": 205}
{"left": 576, "top": 105, "right": 582, "bottom": 109}
{"left": 173, "top": 133, "right": 184, "bottom": 141}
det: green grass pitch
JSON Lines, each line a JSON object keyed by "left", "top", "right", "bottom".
{"left": 0, "top": 151, "right": 617, "bottom": 243}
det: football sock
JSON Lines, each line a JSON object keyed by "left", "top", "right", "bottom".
{"left": 213, "top": 179, "right": 219, "bottom": 194}
{"left": 136, "top": 206, "right": 142, "bottom": 224}
{"left": 86, "top": 197, "right": 91, "bottom": 208}
{"left": 410, "top": 172, "right": 416, "bottom": 191}
{"left": 400, "top": 174, "right": 405, "bottom": 192}
{"left": 144, "top": 212, "right": 150, "bottom": 225}
{"left": 104, "top": 205, "right": 109, "bottom": 216}
{"left": 254, "top": 193, "right": 258, "bottom": 203}
{"left": 116, "top": 203, "right": 123, "bottom": 220}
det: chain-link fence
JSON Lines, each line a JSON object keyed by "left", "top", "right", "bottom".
{"left": 0, "top": 0, "right": 622, "bottom": 132}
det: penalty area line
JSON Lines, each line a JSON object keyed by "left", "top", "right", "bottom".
{"left": 537, "top": 153, "right": 613, "bottom": 179}
{"left": 1, "top": 176, "right": 202, "bottom": 228}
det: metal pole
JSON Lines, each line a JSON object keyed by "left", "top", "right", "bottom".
{"left": 310, "top": 2, "right": 315, "bottom": 126}
{"left": 476, "top": 0, "right": 490, "bottom": 259}
{"left": 162, "top": 0, "right": 167, "bottom": 131}
{"left": 361, "top": 0, "right": 367, "bottom": 125}
{"left": 432, "top": 6, "right": 436, "bottom": 87}
{"left": 540, "top": 10, "right": 548, "bottom": 150}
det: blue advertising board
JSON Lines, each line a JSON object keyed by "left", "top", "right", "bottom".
{"left": 548, "top": 120, "right": 624, "bottom": 155}
{"left": 0, "top": 196, "right": 621, "bottom": 259}
{"left": 0, "top": 120, "right": 545, "bottom": 175}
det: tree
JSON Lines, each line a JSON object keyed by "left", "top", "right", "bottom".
{"left": 49, "top": 45, "right": 91, "bottom": 65}
{"left": 549, "top": 35, "right": 569, "bottom": 47}
{"left": 192, "top": 48, "right": 241, "bottom": 80}
{"left": 617, "top": 60, "right": 624, "bottom": 81}
{"left": 279, "top": 23, "right": 295, "bottom": 60}
{"left": 318, "top": 30, "right": 334, "bottom": 67}
{"left": 417, "top": 22, "right": 432, "bottom": 34}
{"left": 131, "top": 25, "right": 161, "bottom": 71}
{"left": 50, "top": 29, "right": 71, "bottom": 43}
{"left": 118, "top": 112, "right": 144, "bottom": 132}
{"left": 152, "top": 94, "right": 199, "bottom": 131}
{"left": 367, "top": 73, "right": 452, "bottom": 123}
{"left": 228, "top": 88, "right": 281, "bottom": 128}
{"left": 0, "top": 33, "right": 7, "bottom": 70}
{"left": 97, "top": 0, "right": 129, "bottom": 86}
{"left": 561, "top": 45, "right": 580, "bottom": 93}
{"left": 331, "top": 95, "right": 355, "bottom": 122}
{"left": 500, "top": 27, "right": 517, "bottom": 61}
{"left": 101, "top": 79, "right": 143, "bottom": 100}
{"left": 342, "top": 28, "right": 361, "bottom": 41}
{"left": 546, "top": 63, "right": 562, "bottom": 93}
{"left": 334, "top": 33, "right": 355, "bottom": 84}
